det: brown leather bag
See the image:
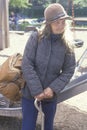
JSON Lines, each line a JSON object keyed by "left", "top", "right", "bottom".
{"left": 0, "top": 82, "right": 21, "bottom": 101}
{"left": 0, "top": 53, "right": 22, "bottom": 82}
{"left": 0, "top": 53, "right": 25, "bottom": 102}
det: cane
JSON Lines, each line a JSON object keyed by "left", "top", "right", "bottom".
{"left": 34, "top": 99, "right": 45, "bottom": 130}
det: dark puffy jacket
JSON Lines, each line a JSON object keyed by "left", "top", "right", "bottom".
{"left": 21, "top": 31, "right": 76, "bottom": 100}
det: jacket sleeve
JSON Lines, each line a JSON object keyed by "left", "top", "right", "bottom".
{"left": 49, "top": 47, "right": 76, "bottom": 94}
{"left": 21, "top": 31, "right": 43, "bottom": 97}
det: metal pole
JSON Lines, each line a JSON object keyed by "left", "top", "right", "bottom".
{"left": 34, "top": 99, "right": 45, "bottom": 130}
{"left": 0, "top": 0, "right": 5, "bottom": 50}
{"left": 71, "top": 0, "right": 76, "bottom": 39}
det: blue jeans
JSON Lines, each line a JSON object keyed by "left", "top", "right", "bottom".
{"left": 22, "top": 97, "right": 57, "bottom": 130}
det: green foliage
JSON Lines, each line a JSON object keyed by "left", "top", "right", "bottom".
{"left": 9, "top": 0, "right": 87, "bottom": 9}
{"left": 74, "top": 0, "right": 87, "bottom": 8}
{"left": 9, "top": 0, "right": 28, "bottom": 8}
{"left": 17, "top": 21, "right": 29, "bottom": 31}
{"left": 9, "top": 0, "right": 87, "bottom": 18}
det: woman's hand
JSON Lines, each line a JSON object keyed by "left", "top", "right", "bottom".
{"left": 44, "top": 87, "right": 54, "bottom": 99}
{"left": 34, "top": 92, "right": 45, "bottom": 101}
{"left": 34, "top": 87, "right": 54, "bottom": 101}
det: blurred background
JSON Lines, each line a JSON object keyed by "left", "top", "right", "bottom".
{"left": 8, "top": 0, "right": 87, "bottom": 31}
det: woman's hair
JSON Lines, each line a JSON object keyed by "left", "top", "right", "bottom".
{"left": 62, "top": 21, "right": 74, "bottom": 50}
{"left": 38, "top": 23, "right": 52, "bottom": 40}
{"left": 38, "top": 21, "right": 74, "bottom": 50}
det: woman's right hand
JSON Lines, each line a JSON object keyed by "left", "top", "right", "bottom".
{"left": 34, "top": 92, "right": 45, "bottom": 101}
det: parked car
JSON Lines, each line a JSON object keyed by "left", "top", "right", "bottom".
{"left": 74, "top": 17, "right": 87, "bottom": 27}
{"left": 16, "top": 18, "right": 44, "bottom": 31}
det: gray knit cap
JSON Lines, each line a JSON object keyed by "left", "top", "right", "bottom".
{"left": 44, "top": 3, "right": 71, "bottom": 23}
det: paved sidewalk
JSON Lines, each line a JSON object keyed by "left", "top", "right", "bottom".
{"left": 0, "top": 32, "right": 29, "bottom": 65}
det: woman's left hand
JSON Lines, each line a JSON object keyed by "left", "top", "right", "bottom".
{"left": 44, "top": 87, "right": 54, "bottom": 99}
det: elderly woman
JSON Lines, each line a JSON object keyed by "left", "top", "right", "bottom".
{"left": 21, "top": 3, "right": 76, "bottom": 130}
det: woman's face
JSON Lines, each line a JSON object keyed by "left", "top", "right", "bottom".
{"left": 50, "top": 19, "right": 66, "bottom": 34}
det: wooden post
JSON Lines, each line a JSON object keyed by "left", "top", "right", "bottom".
{"left": 0, "top": 0, "right": 9, "bottom": 50}
{"left": 3, "top": 0, "right": 9, "bottom": 48}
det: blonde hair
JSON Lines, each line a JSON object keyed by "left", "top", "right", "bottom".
{"left": 62, "top": 21, "right": 74, "bottom": 50}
